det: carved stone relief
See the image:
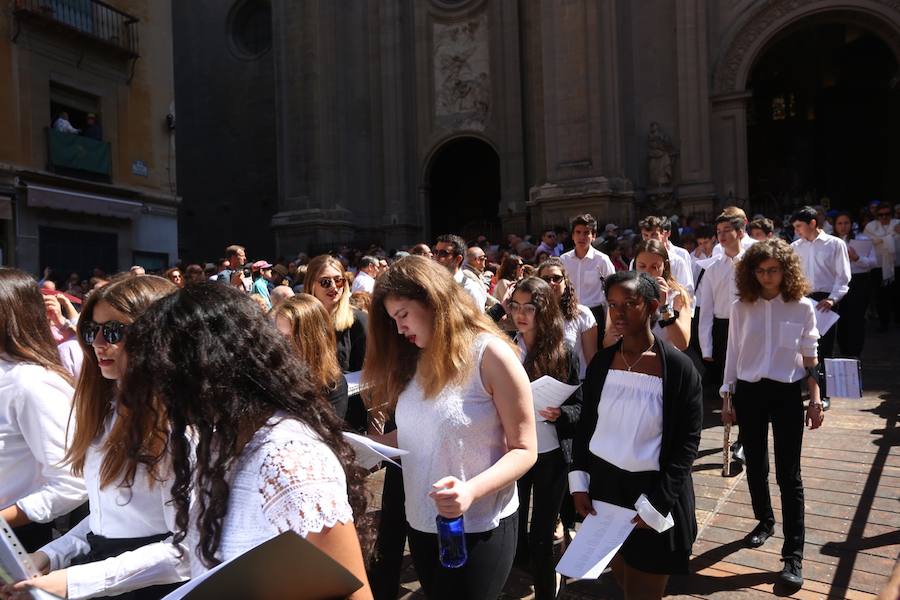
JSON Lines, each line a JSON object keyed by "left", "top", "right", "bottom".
{"left": 433, "top": 13, "right": 490, "bottom": 131}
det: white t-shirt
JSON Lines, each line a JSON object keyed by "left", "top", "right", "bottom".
{"left": 564, "top": 305, "right": 597, "bottom": 380}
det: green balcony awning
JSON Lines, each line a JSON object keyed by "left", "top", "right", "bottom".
{"left": 48, "top": 128, "right": 111, "bottom": 176}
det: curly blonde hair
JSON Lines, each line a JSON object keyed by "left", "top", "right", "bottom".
{"left": 735, "top": 239, "right": 809, "bottom": 303}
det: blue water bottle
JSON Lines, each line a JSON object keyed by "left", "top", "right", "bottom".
{"left": 436, "top": 514, "right": 467, "bottom": 568}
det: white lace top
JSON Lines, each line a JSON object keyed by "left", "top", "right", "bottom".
{"left": 189, "top": 414, "right": 353, "bottom": 576}
{"left": 396, "top": 333, "right": 519, "bottom": 534}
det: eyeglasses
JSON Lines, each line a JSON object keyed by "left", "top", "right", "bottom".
{"left": 541, "top": 274, "right": 564, "bottom": 284}
{"left": 81, "top": 320, "right": 129, "bottom": 345}
{"left": 507, "top": 301, "right": 537, "bottom": 316}
{"left": 473, "top": 255, "right": 487, "bottom": 262}
{"left": 318, "top": 276, "right": 346, "bottom": 289}
{"left": 754, "top": 267, "right": 783, "bottom": 277}
{"left": 434, "top": 249, "right": 455, "bottom": 258}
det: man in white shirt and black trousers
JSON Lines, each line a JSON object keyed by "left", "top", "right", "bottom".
{"left": 560, "top": 213, "right": 616, "bottom": 345}
{"left": 790, "top": 206, "right": 851, "bottom": 410}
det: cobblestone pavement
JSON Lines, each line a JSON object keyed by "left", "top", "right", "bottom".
{"left": 369, "top": 323, "right": 900, "bottom": 599}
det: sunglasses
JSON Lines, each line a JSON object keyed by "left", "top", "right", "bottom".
{"left": 318, "top": 276, "right": 346, "bottom": 289}
{"left": 434, "top": 249, "right": 455, "bottom": 258}
{"left": 541, "top": 274, "right": 564, "bottom": 284}
{"left": 81, "top": 320, "right": 129, "bottom": 345}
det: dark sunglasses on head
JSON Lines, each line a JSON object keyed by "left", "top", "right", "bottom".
{"left": 541, "top": 274, "right": 564, "bottom": 284}
{"left": 318, "top": 276, "right": 346, "bottom": 289}
{"left": 81, "top": 320, "right": 129, "bottom": 345}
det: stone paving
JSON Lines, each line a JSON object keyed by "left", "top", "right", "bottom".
{"left": 372, "top": 324, "right": 899, "bottom": 599}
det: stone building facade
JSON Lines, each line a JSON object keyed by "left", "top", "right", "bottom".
{"left": 174, "top": 0, "right": 900, "bottom": 258}
{"left": 0, "top": 0, "right": 179, "bottom": 276}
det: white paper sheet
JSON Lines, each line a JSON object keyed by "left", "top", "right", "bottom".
{"left": 531, "top": 376, "right": 580, "bottom": 413}
{"left": 556, "top": 500, "right": 637, "bottom": 580}
{"left": 344, "top": 371, "right": 364, "bottom": 396}
{"left": 824, "top": 358, "right": 862, "bottom": 399}
{"left": 0, "top": 516, "right": 39, "bottom": 585}
{"left": 814, "top": 308, "right": 840, "bottom": 336}
{"left": 848, "top": 238, "right": 874, "bottom": 259}
{"left": 342, "top": 432, "right": 409, "bottom": 470}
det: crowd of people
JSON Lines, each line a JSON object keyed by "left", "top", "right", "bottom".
{"left": 1, "top": 199, "right": 898, "bottom": 600}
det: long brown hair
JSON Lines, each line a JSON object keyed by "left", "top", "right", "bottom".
{"left": 536, "top": 257, "right": 579, "bottom": 320}
{"left": 304, "top": 255, "right": 355, "bottom": 332}
{"left": 513, "top": 277, "right": 569, "bottom": 381}
{"left": 66, "top": 275, "right": 177, "bottom": 487}
{"left": 735, "top": 239, "right": 809, "bottom": 303}
{"left": 633, "top": 239, "right": 693, "bottom": 310}
{"left": 272, "top": 294, "right": 343, "bottom": 392}
{"left": 363, "top": 256, "right": 509, "bottom": 413}
{"left": 0, "top": 268, "right": 72, "bottom": 385}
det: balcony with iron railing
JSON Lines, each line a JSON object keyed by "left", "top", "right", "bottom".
{"left": 13, "top": 0, "right": 139, "bottom": 57}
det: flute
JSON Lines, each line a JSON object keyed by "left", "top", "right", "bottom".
{"left": 722, "top": 384, "right": 734, "bottom": 477}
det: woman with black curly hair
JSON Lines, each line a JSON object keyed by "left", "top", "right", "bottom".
{"left": 120, "top": 283, "right": 373, "bottom": 599}
{"left": 508, "top": 277, "right": 581, "bottom": 600}
{"left": 722, "top": 238, "right": 823, "bottom": 589}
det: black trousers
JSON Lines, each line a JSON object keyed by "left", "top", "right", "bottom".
{"left": 407, "top": 512, "right": 518, "bottom": 600}
{"left": 733, "top": 379, "right": 805, "bottom": 561}
{"left": 589, "top": 304, "right": 607, "bottom": 351}
{"left": 808, "top": 292, "right": 836, "bottom": 361}
{"left": 72, "top": 532, "right": 183, "bottom": 599}
{"left": 872, "top": 267, "right": 900, "bottom": 328}
{"left": 368, "top": 463, "right": 407, "bottom": 600}
{"left": 836, "top": 272, "right": 871, "bottom": 358}
{"left": 516, "top": 448, "right": 567, "bottom": 600}
{"left": 709, "top": 317, "right": 729, "bottom": 390}
{"left": 14, "top": 521, "right": 55, "bottom": 553}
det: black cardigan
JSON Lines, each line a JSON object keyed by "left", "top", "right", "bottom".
{"left": 572, "top": 334, "right": 703, "bottom": 552}
{"left": 336, "top": 309, "right": 368, "bottom": 373}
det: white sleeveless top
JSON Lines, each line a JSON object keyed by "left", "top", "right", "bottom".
{"left": 396, "top": 333, "right": 519, "bottom": 534}
{"left": 590, "top": 369, "right": 664, "bottom": 472}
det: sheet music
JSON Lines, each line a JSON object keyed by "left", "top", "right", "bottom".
{"left": 343, "top": 432, "right": 409, "bottom": 470}
{"left": 814, "top": 308, "right": 840, "bottom": 336}
{"left": 531, "top": 376, "right": 580, "bottom": 413}
{"left": 556, "top": 500, "right": 636, "bottom": 580}
{"left": 825, "top": 358, "right": 862, "bottom": 399}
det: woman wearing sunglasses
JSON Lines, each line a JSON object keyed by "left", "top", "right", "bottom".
{"left": 508, "top": 277, "right": 581, "bottom": 600}
{"left": 273, "top": 293, "right": 349, "bottom": 421}
{"left": 2, "top": 275, "right": 188, "bottom": 600}
{"left": 305, "top": 255, "right": 368, "bottom": 431}
{"left": 536, "top": 258, "right": 597, "bottom": 380}
{"left": 0, "top": 268, "right": 85, "bottom": 553}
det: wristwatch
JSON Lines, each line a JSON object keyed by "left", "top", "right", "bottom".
{"left": 658, "top": 310, "right": 679, "bottom": 328}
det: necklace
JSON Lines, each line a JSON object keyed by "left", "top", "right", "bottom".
{"left": 620, "top": 339, "right": 655, "bottom": 372}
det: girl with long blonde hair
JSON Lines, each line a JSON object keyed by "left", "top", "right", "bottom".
{"left": 273, "top": 293, "right": 349, "bottom": 420}
{"left": 363, "top": 256, "right": 536, "bottom": 600}
{"left": 3, "top": 275, "right": 188, "bottom": 600}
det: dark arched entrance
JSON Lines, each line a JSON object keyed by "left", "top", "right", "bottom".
{"left": 747, "top": 21, "right": 899, "bottom": 216}
{"left": 427, "top": 137, "right": 501, "bottom": 241}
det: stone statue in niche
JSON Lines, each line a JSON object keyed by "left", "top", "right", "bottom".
{"left": 647, "top": 121, "right": 677, "bottom": 188}
{"left": 434, "top": 15, "right": 490, "bottom": 130}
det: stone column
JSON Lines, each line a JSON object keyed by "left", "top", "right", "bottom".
{"left": 675, "top": 0, "right": 715, "bottom": 215}
{"left": 710, "top": 91, "right": 752, "bottom": 214}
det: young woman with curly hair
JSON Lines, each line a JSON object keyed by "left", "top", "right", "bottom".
{"left": 5, "top": 275, "right": 187, "bottom": 600}
{"left": 508, "top": 277, "right": 581, "bottom": 600}
{"left": 272, "top": 293, "right": 349, "bottom": 421}
{"left": 722, "top": 238, "right": 823, "bottom": 589}
{"left": 363, "top": 256, "right": 536, "bottom": 600}
{"left": 614, "top": 239, "right": 694, "bottom": 351}
{"left": 536, "top": 258, "right": 597, "bottom": 380}
{"left": 570, "top": 272, "right": 702, "bottom": 600}
{"left": 305, "top": 255, "right": 368, "bottom": 431}
{"left": 0, "top": 268, "right": 84, "bottom": 553}
{"left": 119, "top": 283, "right": 373, "bottom": 599}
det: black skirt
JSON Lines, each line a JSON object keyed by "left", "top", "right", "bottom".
{"left": 588, "top": 455, "right": 692, "bottom": 575}
{"left": 71, "top": 532, "right": 183, "bottom": 600}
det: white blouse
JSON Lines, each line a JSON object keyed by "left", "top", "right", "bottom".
{"left": 190, "top": 414, "right": 353, "bottom": 577}
{"left": 722, "top": 296, "right": 819, "bottom": 395}
{"left": 396, "top": 333, "right": 520, "bottom": 534}
{"left": 40, "top": 407, "right": 190, "bottom": 600}
{"left": 564, "top": 304, "right": 597, "bottom": 380}
{"left": 0, "top": 356, "right": 85, "bottom": 523}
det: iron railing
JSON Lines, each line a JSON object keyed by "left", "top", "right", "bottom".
{"left": 14, "top": 0, "right": 139, "bottom": 57}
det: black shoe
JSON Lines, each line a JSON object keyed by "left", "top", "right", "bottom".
{"left": 730, "top": 442, "right": 745, "bottom": 464}
{"left": 821, "top": 397, "right": 831, "bottom": 411}
{"left": 744, "top": 522, "right": 774, "bottom": 548}
{"left": 779, "top": 557, "right": 803, "bottom": 588}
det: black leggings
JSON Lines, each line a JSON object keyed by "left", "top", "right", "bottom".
{"left": 516, "top": 449, "right": 567, "bottom": 600}
{"left": 407, "top": 512, "right": 518, "bottom": 600}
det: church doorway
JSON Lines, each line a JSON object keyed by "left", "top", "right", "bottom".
{"left": 426, "top": 137, "right": 501, "bottom": 241}
{"left": 746, "top": 21, "right": 898, "bottom": 218}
